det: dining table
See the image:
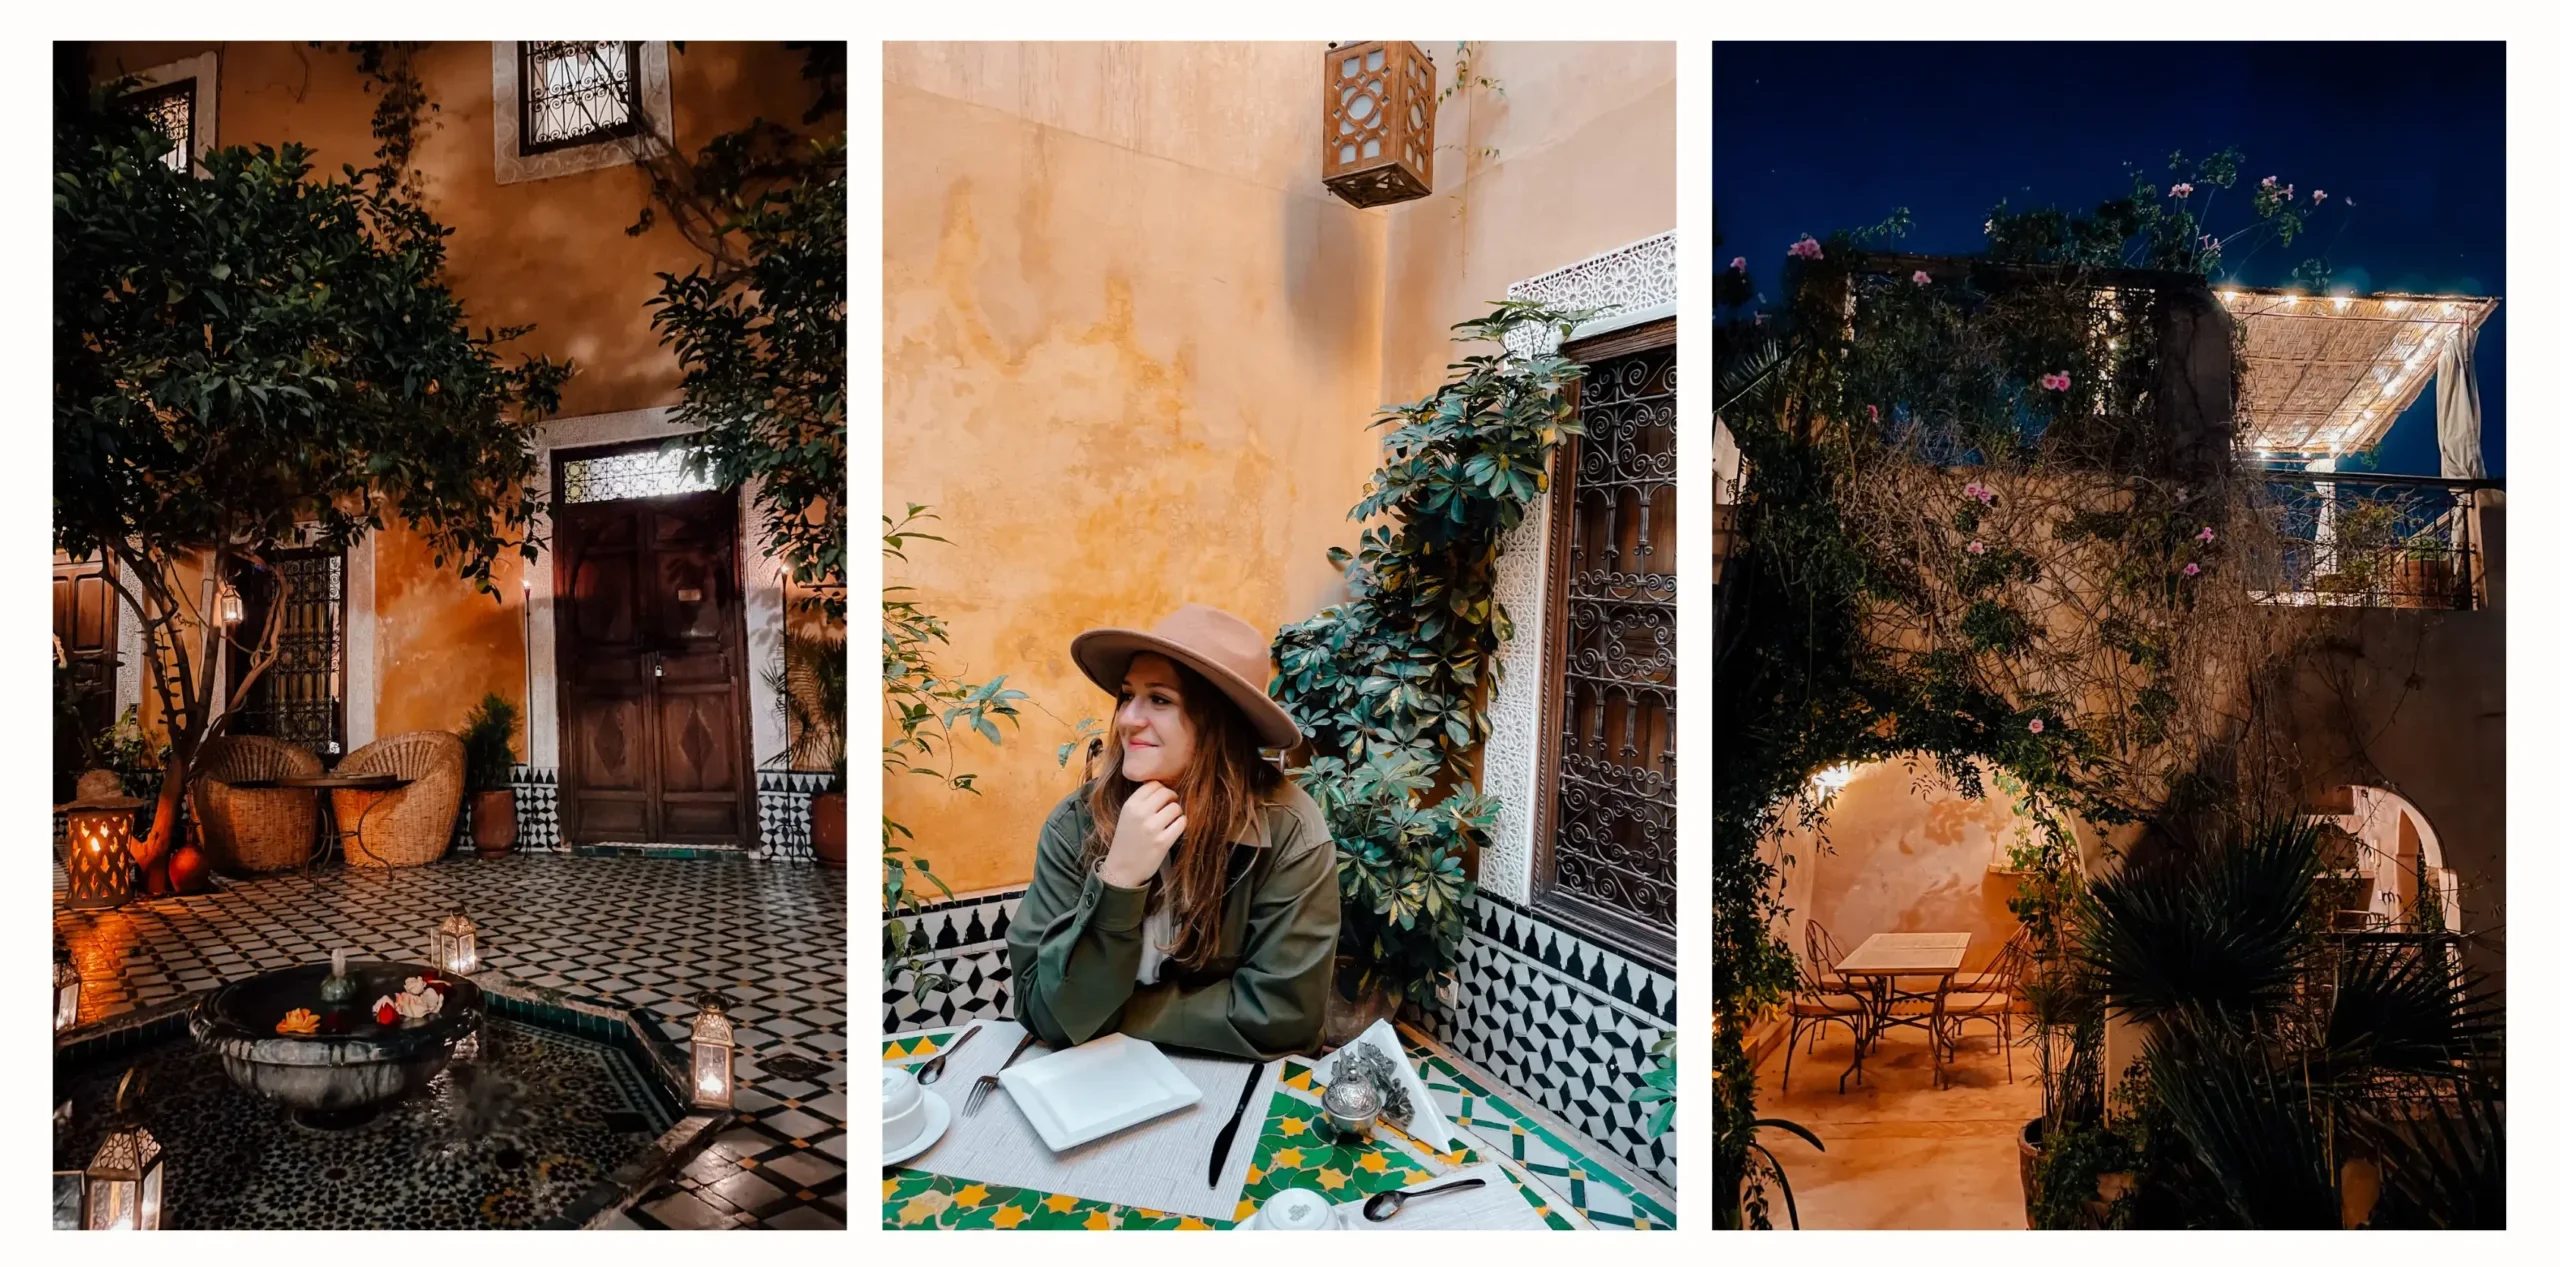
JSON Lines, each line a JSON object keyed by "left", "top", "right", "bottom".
{"left": 1832, "top": 931, "right": 1973, "bottom": 1091}
{"left": 880, "top": 1021, "right": 1675, "bottom": 1230}
{"left": 223, "top": 773, "right": 410, "bottom": 872}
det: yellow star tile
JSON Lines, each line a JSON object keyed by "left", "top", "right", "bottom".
{"left": 1283, "top": 1069, "right": 1314, "bottom": 1090}
{"left": 1234, "top": 1199, "right": 1258, "bottom": 1221}
{"left": 992, "top": 1205, "right": 1030, "bottom": 1230}
{"left": 954, "top": 1183, "right": 989, "bottom": 1209}
{"left": 1316, "top": 1166, "right": 1350, "bottom": 1191}
{"left": 1278, "top": 1115, "right": 1308, "bottom": 1136}
{"left": 1358, "top": 1152, "right": 1390, "bottom": 1174}
{"left": 1176, "top": 1216, "right": 1212, "bottom": 1230}
{"left": 1273, "top": 1147, "right": 1304, "bottom": 1169}
{"left": 1083, "top": 1210, "right": 1115, "bottom": 1231}
{"left": 1042, "top": 1193, "right": 1081, "bottom": 1214}
{"left": 882, "top": 1178, "right": 900, "bottom": 1201}
{"left": 1404, "top": 1168, "right": 1432, "bottom": 1185}
{"left": 1246, "top": 1165, "right": 1264, "bottom": 1185}
{"left": 897, "top": 1191, "right": 952, "bottom": 1226}
{"left": 1136, "top": 1207, "right": 1161, "bottom": 1218}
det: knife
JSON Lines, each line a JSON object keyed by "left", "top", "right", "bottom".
{"left": 1206, "top": 1059, "right": 1267, "bottom": 1188}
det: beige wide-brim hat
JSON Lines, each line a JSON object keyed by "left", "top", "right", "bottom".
{"left": 1070, "top": 604, "right": 1304, "bottom": 751}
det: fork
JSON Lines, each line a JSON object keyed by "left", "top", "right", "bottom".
{"left": 964, "top": 1031, "right": 1041, "bottom": 1117}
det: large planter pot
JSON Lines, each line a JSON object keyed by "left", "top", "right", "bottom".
{"left": 2019, "top": 1117, "right": 2044, "bottom": 1227}
{"left": 1322, "top": 968, "right": 1400, "bottom": 1050}
{"left": 811, "top": 790, "right": 846, "bottom": 867}
{"left": 471, "top": 788, "right": 518, "bottom": 856}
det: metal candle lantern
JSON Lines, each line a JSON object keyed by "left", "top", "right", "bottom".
{"left": 81, "top": 1072, "right": 164, "bottom": 1230}
{"left": 55, "top": 951, "right": 81, "bottom": 1033}
{"left": 215, "top": 582, "right": 243, "bottom": 627}
{"left": 57, "top": 774, "right": 143, "bottom": 910}
{"left": 434, "top": 907, "right": 480, "bottom": 976}
{"left": 689, "top": 991, "right": 736, "bottom": 1110}
{"left": 1320, "top": 40, "right": 1436, "bottom": 209}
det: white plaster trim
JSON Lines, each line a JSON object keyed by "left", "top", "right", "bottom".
{"left": 346, "top": 534, "right": 377, "bottom": 750}
{"left": 125, "top": 51, "right": 219, "bottom": 170}
{"left": 525, "top": 407, "right": 788, "bottom": 772}
{"left": 114, "top": 558, "right": 145, "bottom": 720}
{"left": 490, "top": 41, "right": 674, "bottom": 186}
{"left": 1479, "top": 230, "right": 1677, "bottom": 905}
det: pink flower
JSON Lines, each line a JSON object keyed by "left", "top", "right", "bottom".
{"left": 1868, "top": 404, "right": 1880, "bottom": 423}
{"left": 2200, "top": 234, "right": 2220, "bottom": 252}
{"left": 2028, "top": 719, "right": 2045, "bottom": 735}
{"left": 1967, "top": 540, "right": 1987, "bottom": 555}
{"left": 2183, "top": 562, "right": 2202, "bottom": 577}
{"left": 1730, "top": 256, "right": 1747, "bottom": 271}
{"left": 2345, "top": 196, "right": 2356, "bottom": 207}
{"left": 1913, "top": 270, "right": 1932, "bottom": 285}
{"left": 1963, "top": 482, "right": 1983, "bottom": 499}
{"left": 1788, "top": 236, "right": 1825, "bottom": 260}
{"left": 2281, "top": 184, "right": 2295, "bottom": 201}
{"left": 2262, "top": 175, "right": 2279, "bottom": 189}
{"left": 2312, "top": 190, "right": 2327, "bottom": 204}
{"left": 2169, "top": 183, "right": 2194, "bottom": 198}
{"left": 2198, "top": 526, "right": 2216, "bottom": 543}
{"left": 1977, "top": 487, "right": 1996, "bottom": 505}
{"left": 2041, "top": 371, "right": 2072, "bottom": 391}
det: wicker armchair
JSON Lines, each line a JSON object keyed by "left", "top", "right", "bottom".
{"left": 334, "top": 731, "right": 465, "bottom": 868}
{"left": 191, "top": 735, "right": 324, "bottom": 874}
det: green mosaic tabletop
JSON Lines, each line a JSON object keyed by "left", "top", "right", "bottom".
{"left": 881, "top": 1027, "right": 1580, "bottom": 1230}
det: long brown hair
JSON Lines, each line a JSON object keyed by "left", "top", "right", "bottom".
{"left": 1084, "top": 657, "right": 1282, "bottom": 971}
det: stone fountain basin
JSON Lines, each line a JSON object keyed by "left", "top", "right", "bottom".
{"left": 189, "top": 961, "right": 482, "bottom": 1124}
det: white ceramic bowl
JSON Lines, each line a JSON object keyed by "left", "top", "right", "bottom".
{"left": 883, "top": 1066, "right": 926, "bottom": 1150}
{"left": 1253, "top": 1187, "right": 1339, "bottom": 1230}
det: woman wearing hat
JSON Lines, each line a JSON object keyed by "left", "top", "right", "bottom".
{"left": 1006, "top": 605, "right": 1339, "bottom": 1061}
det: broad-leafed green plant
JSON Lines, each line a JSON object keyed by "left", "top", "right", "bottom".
{"left": 459, "top": 694, "right": 520, "bottom": 793}
{"left": 882, "top": 506, "right": 1026, "bottom": 993}
{"left": 1270, "top": 298, "right": 1597, "bottom": 1012}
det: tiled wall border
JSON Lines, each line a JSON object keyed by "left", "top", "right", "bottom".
{"left": 1423, "top": 891, "right": 1677, "bottom": 1190}
{"left": 452, "top": 766, "right": 824, "bottom": 861}
{"left": 883, "top": 888, "right": 1025, "bottom": 1034}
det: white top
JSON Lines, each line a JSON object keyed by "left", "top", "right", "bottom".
{"left": 1137, "top": 903, "right": 1173, "bottom": 985}
{"left": 1835, "top": 931, "right": 1972, "bottom": 976}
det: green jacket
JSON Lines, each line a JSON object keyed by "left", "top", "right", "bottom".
{"left": 1007, "top": 779, "right": 1340, "bottom": 1060}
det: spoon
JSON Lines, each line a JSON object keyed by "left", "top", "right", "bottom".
{"left": 911, "top": 1024, "right": 980, "bottom": 1086}
{"left": 1361, "top": 1176, "right": 1486, "bottom": 1222}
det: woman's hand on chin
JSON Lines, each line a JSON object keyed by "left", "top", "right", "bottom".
{"left": 1101, "top": 781, "right": 1185, "bottom": 888}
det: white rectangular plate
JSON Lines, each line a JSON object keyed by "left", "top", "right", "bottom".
{"left": 999, "top": 1032, "right": 1203, "bottom": 1151}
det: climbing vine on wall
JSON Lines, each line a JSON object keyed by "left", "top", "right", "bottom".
{"left": 1710, "top": 148, "right": 2345, "bottom": 1228}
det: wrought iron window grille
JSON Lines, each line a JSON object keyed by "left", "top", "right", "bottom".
{"left": 519, "top": 41, "right": 643, "bottom": 155}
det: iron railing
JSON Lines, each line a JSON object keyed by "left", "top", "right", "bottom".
{"left": 2250, "top": 471, "right": 2494, "bottom": 611}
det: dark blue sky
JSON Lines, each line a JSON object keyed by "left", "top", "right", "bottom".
{"left": 1712, "top": 42, "right": 2506, "bottom": 477}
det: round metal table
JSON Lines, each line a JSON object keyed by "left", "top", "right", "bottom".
{"left": 225, "top": 774, "right": 411, "bottom": 871}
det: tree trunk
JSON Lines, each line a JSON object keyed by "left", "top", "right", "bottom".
{"left": 131, "top": 747, "right": 190, "bottom": 893}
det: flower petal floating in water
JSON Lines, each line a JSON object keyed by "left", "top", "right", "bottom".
{"left": 276, "top": 1008, "right": 321, "bottom": 1036}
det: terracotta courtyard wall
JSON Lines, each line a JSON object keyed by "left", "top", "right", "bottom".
{"left": 1776, "top": 762, "right": 2030, "bottom": 976}
{"left": 85, "top": 41, "right": 830, "bottom": 756}
{"left": 883, "top": 41, "right": 1676, "bottom": 894}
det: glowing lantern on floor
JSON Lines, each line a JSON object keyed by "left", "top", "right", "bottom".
{"left": 1320, "top": 40, "right": 1436, "bottom": 209}
{"left": 81, "top": 1073, "right": 164, "bottom": 1230}
{"left": 58, "top": 774, "right": 142, "bottom": 910}
{"left": 689, "top": 991, "right": 736, "bottom": 1110}
{"left": 55, "top": 951, "right": 81, "bottom": 1033}
{"left": 433, "top": 907, "right": 480, "bottom": 976}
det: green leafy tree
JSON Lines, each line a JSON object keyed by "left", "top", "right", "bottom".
{"left": 54, "top": 77, "right": 568, "bottom": 886}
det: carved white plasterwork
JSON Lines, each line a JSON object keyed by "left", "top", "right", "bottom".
{"left": 490, "top": 41, "right": 674, "bottom": 186}
{"left": 1478, "top": 231, "right": 1676, "bottom": 904}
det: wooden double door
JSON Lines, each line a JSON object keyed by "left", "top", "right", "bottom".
{"left": 554, "top": 479, "right": 756, "bottom": 846}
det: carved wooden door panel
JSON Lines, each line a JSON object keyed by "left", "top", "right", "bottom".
{"left": 556, "top": 481, "right": 752, "bottom": 845}
{"left": 54, "top": 557, "right": 121, "bottom": 800}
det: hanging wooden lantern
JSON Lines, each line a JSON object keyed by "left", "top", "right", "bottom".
{"left": 433, "top": 906, "right": 480, "bottom": 976}
{"left": 58, "top": 774, "right": 142, "bottom": 911}
{"left": 1321, "top": 40, "right": 1436, "bottom": 209}
{"left": 689, "top": 991, "right": 736, "bottom": 1110}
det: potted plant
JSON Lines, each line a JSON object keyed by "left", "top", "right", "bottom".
{"left": 1296, "top": 749, "right": 1493, "bottom": 1045}
{"left": 771, "top": 630, "right": 848, "bottom": 866}
{"left": 458, "top": 694, "right": 519, "bottom": 856}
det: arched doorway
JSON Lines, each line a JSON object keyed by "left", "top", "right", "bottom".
{"left": 2312, "top": 785, "right": 2459, "bottom": 933}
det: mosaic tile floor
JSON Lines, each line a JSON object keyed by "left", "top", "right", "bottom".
{"left": 52, "top": 855, "right": 847, "bottom": 1230}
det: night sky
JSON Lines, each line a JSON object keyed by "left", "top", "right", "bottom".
{"left": 1712, "top": 42, "right": 2507, "bottom": 477}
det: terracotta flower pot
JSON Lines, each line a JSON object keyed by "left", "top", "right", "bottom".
{"left": 471, "top": 789, "right": 518, "bottom": 856}
{"left": 2018, "top": 1118, "right": 2044, "bottom": 1227}
{"left": 810, "top": 790, "right": 846, "bottom": 867}
{"left": 1322, "top": 969, "right": 1401, "bottom": 1050}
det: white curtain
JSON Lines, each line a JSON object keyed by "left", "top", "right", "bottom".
{"left": 2436, "top": 323, "right": 2485, "bottom": 480}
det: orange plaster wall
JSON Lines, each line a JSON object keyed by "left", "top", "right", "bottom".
{"left": 1779, "top": 763, "right": 2030, "bottom": 975}
{"left": 86, "top": 42, "right": 837, "bottom": 756}
{"left": 882, "top": 41, "right": 1676, "bottom": 895}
